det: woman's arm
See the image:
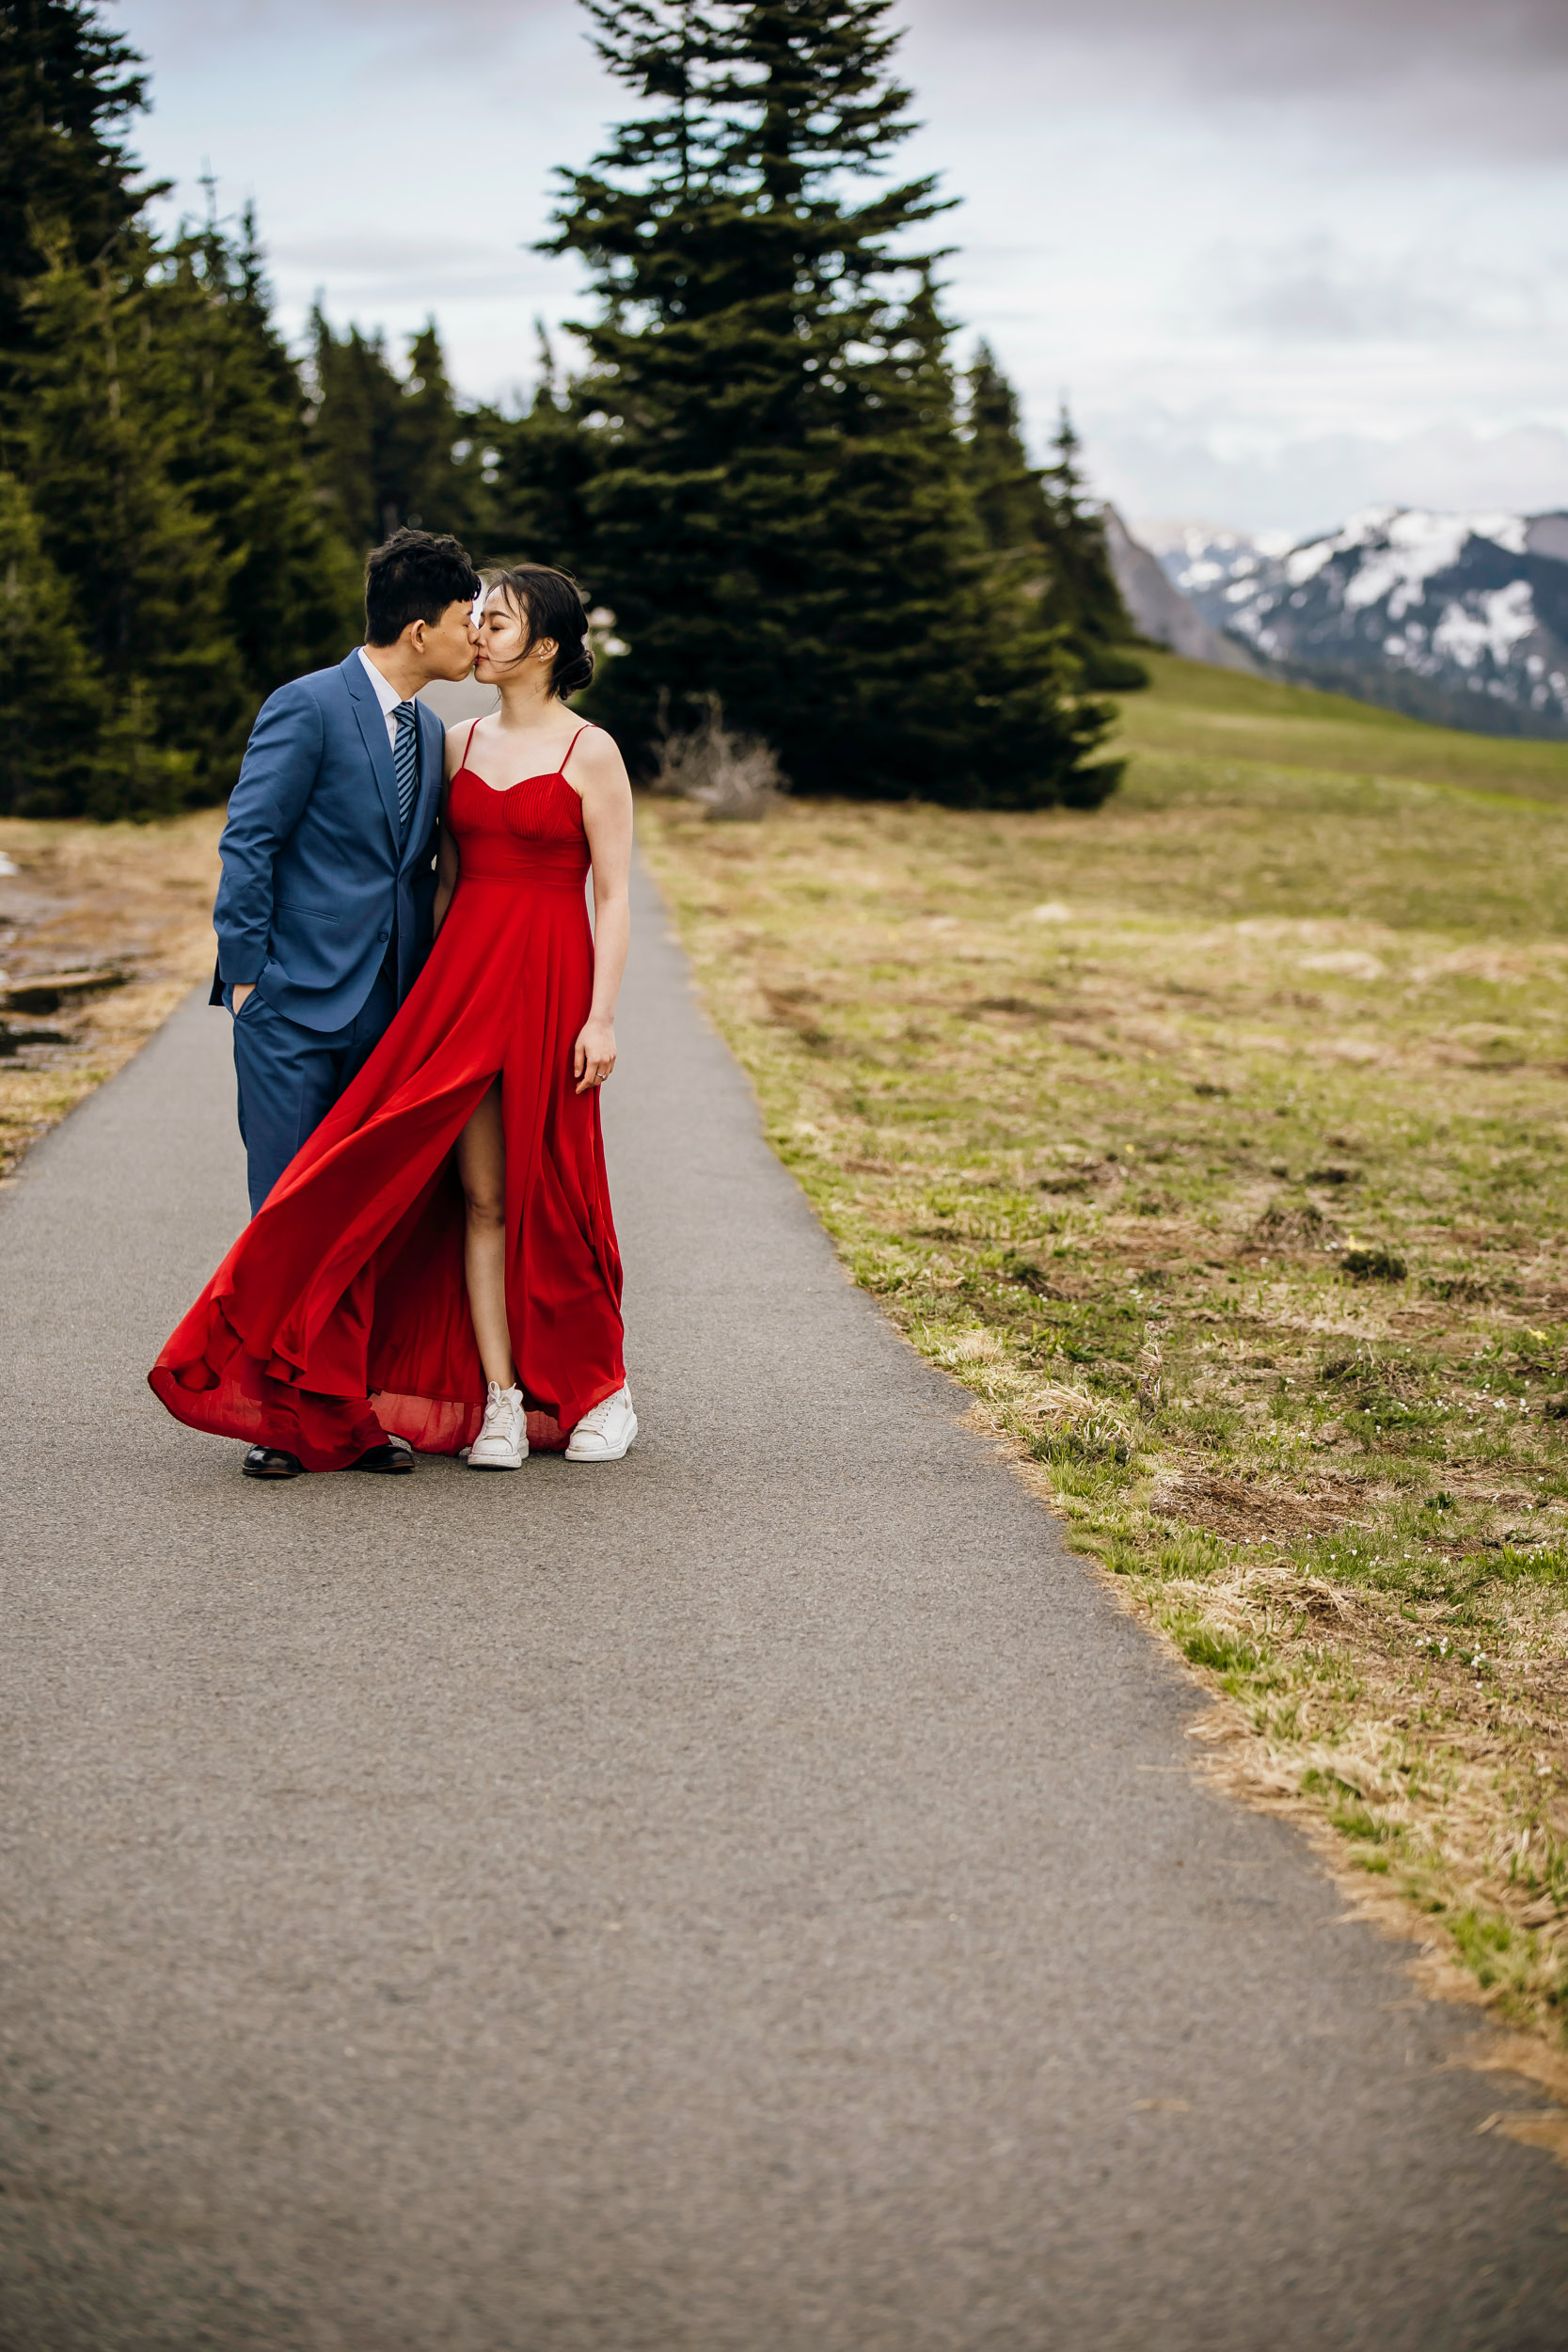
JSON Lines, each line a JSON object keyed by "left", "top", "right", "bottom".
{"left": 432, "top": 811, "right": 459, "bottom": 934}
{"left": 432, "top": 724, "right": 466, "bottom": 934}
{"left": 574, "top": 731, "right": 635, "bottom": 1095}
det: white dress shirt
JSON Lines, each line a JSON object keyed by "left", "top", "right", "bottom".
{"left": 357, "top": 646, "right": 407, "bottom": 751}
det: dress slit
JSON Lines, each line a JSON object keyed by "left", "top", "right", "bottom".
{"left": 150, "top": 765, "right": 626, "bottom": 1470}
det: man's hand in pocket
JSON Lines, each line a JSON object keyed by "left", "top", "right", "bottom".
{"left": 230, "top": 983, "right": 255, "bottom": 1015}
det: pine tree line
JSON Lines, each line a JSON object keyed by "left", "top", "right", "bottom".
{"left": 0, "top": 0, "right": 1142, "bottom": 819}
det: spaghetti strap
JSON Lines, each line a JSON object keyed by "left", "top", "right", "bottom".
{"left": 462, "top": 718, "right": 482, "bottom": 770}
{"left": 559, "top": 723, "right": 594, "bottom": 780}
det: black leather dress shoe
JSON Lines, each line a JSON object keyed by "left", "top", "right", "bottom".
{"left": 348, "top": 1441, "right": 415, "bottom": 1475}
{"left": 244, "top": 1445, "right": 303, "bottom": 1479}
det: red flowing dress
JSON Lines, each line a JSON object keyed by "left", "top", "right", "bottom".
{"left": 150, "top": 725, "right": 626, "bottom": 1468}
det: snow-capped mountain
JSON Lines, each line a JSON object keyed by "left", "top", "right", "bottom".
{"left": 1158, "top": 508, "right": 1568, "bottom": 739}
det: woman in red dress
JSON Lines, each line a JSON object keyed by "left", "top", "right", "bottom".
{"left": 150, "top": 565, "right": 637, "bottom": 1474}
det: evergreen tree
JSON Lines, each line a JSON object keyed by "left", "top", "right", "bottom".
{"left": 308, "top": 310, "right": 404, "bottom": 548}
{"left": 963, "top": 342, "right": 1053, "bottom": 554}
{"left": 154, "top": 197, "right": 360, "bottom": 699}
{"left": 388, "top": 321, "right": 480, "bottom": 533}
{"left": 19, "top": 233, "right": 246, "bottom": 806}
{"left": 309, "top": 310, "right": 479, "bottom": 550}
{"left": 0, "top": 1, "right": 385, "bottom": 817}
{"left": 0, "top": 466, "right": 105, "bottom": 814}
{"left": 546, "top": 0, "right": 1119, "bottom": 806}
{"left": 0, "top": 0, "right": 152, "bottom": 404}
{"left": 475, "top": 324, "right": 600, "bottom": 571}
{"left": 0, "top": 1, "right": 242, "bottom": 814}
{"left": 961, "top": 346, "right": 1145, "bottom": 692}
{"left": 1038, "top": 403, "right": 1146, "bottom": 691}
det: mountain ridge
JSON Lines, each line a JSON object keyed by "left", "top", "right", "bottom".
{"left": 1101, "top": 508, "right": 1260, "bottom": 675}
{"left": 1150, "top": 506, "right": 1568, "bottom": 740}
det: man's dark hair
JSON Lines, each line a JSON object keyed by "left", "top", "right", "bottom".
{"left": 364, "top": 530, "right": 481, "bottom": 646}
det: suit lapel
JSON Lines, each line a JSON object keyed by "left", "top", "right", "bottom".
{"left": 341, "top": 651, "right": 402, "bottom": 850}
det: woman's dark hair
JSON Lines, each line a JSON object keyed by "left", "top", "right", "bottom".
{"left": 365, "top": 529, "right": 481, "bottom": 646}
{"left": 484, "top": 564, "right": 594, "bottom": 700}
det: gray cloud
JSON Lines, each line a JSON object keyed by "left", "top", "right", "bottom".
{"left": 127, "top": 0, "right": 1568, "bottom": 159}
{"left": 1225, "top": 274, "right": 1461, "bottom": 343}
{"left": 1204, "top": 234, "right": 1560, "bottom": 344}
{"left": 122, "top": 0, "right": 565, "bottom": 75}
{"left": 907, "top": 0, "right": 1568, "bottom": 160}
{"left": 1095, "top": 419, "right": 1568, "bottom": 540}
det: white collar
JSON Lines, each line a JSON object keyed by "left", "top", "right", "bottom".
{"left": 357, "top": 645, "right": 406, "bottom": 716}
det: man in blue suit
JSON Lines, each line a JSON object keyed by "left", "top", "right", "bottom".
{"left": 212, "top": 529, "right": 482, "bottom": 1478}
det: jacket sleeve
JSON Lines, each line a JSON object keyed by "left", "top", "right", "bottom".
{"left": 213, "top": 684, "right": 325, "bottom": 985}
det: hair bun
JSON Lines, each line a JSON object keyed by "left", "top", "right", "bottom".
{"left": 554, "top": 639, "right": 594, "bottom": 698}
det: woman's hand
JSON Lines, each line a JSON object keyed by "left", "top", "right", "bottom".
{"left": 574, "top": 1015, "right": 616, "bottom": 1093}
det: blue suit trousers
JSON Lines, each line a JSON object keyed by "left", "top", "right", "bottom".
{"left": 229, "top": 970, "right": 396, "bottom": 1217}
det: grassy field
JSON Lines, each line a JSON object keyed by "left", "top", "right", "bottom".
{"left": 0, "top": 809, "right": 225, "bottom": 1181}
{"left": 638, "top": 653, "right": 1568, "bottom": 2042}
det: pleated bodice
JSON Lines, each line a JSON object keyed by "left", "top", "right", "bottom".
{"left": 449, "top": 766, "right": 591, "bottom": 889}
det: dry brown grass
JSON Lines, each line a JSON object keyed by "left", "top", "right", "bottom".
{"left": 0, "top": 810, "right": 224, "bottom": 1180}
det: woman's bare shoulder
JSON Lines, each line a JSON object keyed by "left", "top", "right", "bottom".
{"left": 571, "top": 723, "right": 628, "bottom": 784}
{"left": 444, "top": 714, "right": 485, "bottom": 774}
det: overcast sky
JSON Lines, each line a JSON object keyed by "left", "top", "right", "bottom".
{"left": 115, "top": 0, "right": 1568, "bottom": 539}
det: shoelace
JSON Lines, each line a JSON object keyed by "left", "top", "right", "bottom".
{"left": 576, "top": 1394, "right": 619, "bottom": 1435}
{"left": 480, "top": 1390, "right": 519, "bottom": 1438}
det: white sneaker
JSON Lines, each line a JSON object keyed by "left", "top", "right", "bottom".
{"left": 565, "top": 1383, "right": 638, "bottom": 1462}
{"left": 467, "top": 1380, "right": 528, "bottom": 1470}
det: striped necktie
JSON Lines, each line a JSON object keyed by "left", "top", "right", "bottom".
{"left": 392, "top": 701, "right": 419, "bottom": 836}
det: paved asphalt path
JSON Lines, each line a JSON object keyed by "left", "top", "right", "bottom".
{"left": 3, "top": 858, "right": 1567, "bottom": 2352}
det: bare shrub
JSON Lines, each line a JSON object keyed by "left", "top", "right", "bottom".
{"left": 648, "top": 692, "right": 786, "bottom": 821}
{"left": 1252, "top": 1196, "right": 1337, "bottom": 1251}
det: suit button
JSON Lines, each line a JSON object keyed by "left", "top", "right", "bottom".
{"left": 378, "top": 928, "right": 390, "bottom": 942}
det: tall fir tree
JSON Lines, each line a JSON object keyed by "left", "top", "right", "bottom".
{"left": 963, "top": 342, "right": 1053, "bottom": 554}
{"left": 0, "top": 465, "right": 105, "bottom": 813}
{"left": 154, "top": 196, "right": 361, "bottom": 700}
{"left": 474, "top": 324, "right": 601, "bottom": 571}
{"left": 388, "top": 322, "right": 479, "bottom": 533}
{"left": 546, "top": 0, "right": 1119, "bottom": 806}
{"left": 309, "top": 310, "right": 479, "bottom": 551}
{"left": 1037, "top": 402, "right": 1146, "bottom": 691}
{"left": 0, "top": 0, "right": 152, "bottom": 405}
{"left": 962, "top": 344, "right": 1145, "bottom": 692}
{"left": 308, "top": 312, "right": 405, "bottom": 548}
{"left": 20, "top": 231, "right": 248, "bottom": 805}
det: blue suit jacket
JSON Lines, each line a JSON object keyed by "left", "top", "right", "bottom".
{"left": 211, "top": 651, "right": 447, "bottom": 1033}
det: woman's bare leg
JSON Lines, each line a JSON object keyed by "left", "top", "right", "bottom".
{"left": 457, "top": 1081, "right": 515, "bottom": 1389}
